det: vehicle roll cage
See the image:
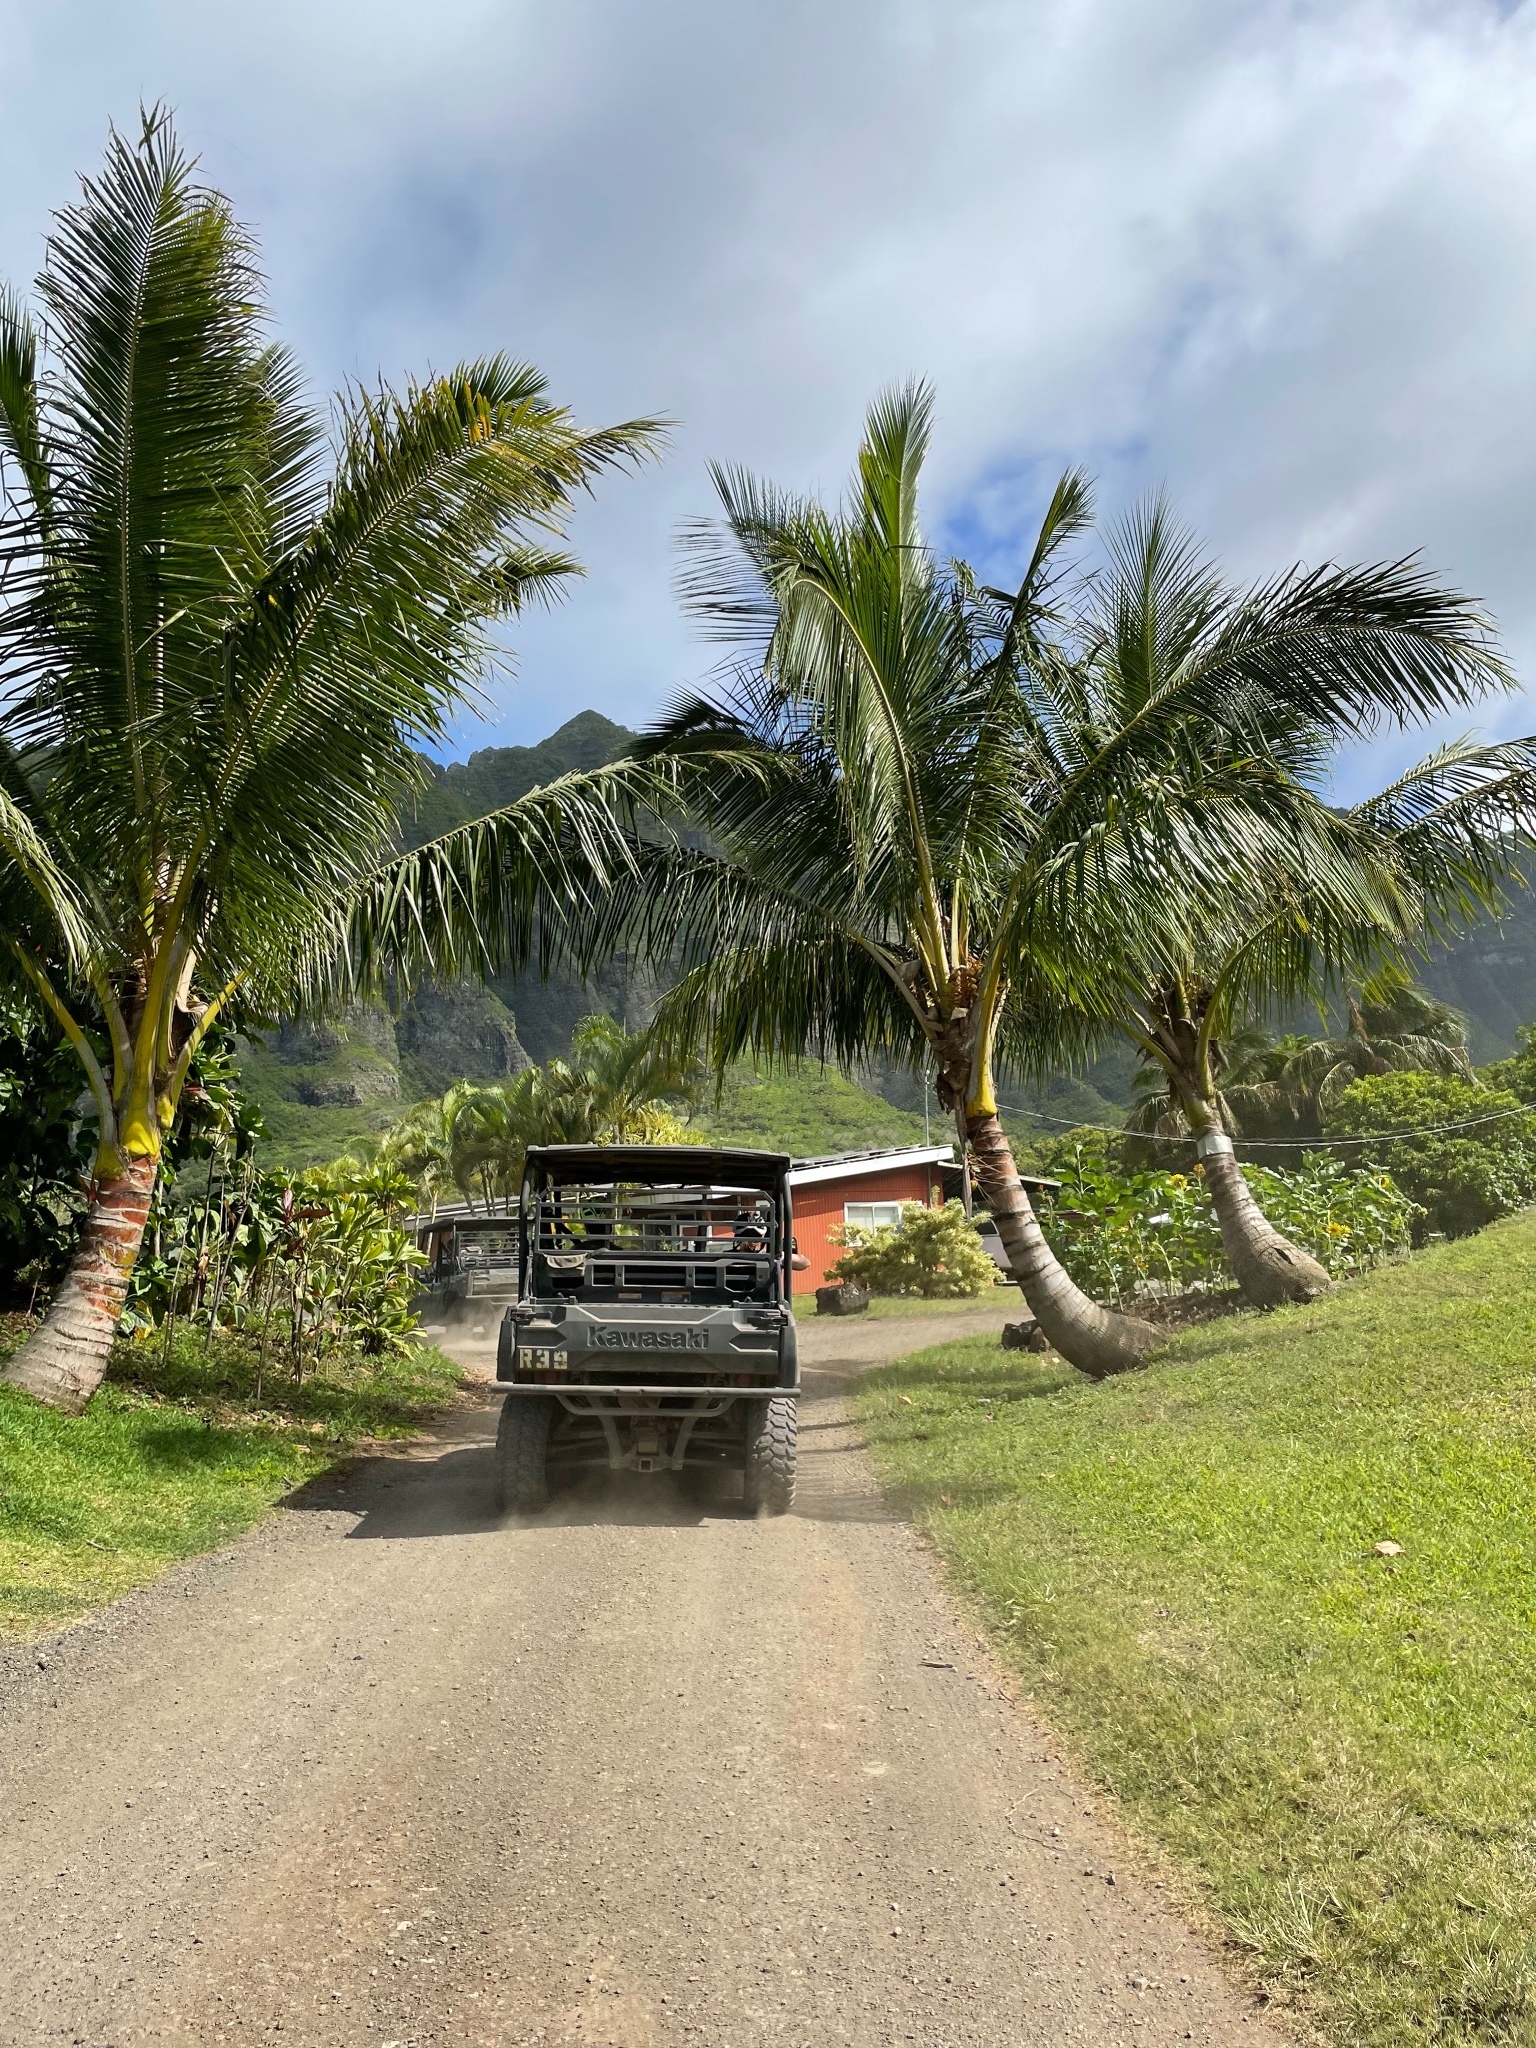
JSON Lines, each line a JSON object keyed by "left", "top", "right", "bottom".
{"left": 518, "top": 1144, "right": 795, "bottom": 1306}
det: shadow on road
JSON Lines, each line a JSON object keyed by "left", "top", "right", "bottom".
{"left": 281, "top": 1419, "right": 894, "bottom": 1536}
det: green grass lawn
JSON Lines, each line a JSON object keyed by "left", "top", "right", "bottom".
{"left": 0, "top": 1317, "right": 461, "bottom": 1640}
{"left": 856, "top": 1213, "right": 1536, "bottom": 2048}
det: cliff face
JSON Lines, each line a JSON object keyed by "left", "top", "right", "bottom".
{"left": 1418, "top": 890, "right": 1536, "bottom": 1062}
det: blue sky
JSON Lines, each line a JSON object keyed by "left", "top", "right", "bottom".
{"left": 3, "top": 0, "right": 1534, "bottom": 793}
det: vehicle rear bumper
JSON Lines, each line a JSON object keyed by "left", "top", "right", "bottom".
{"left": 498, "top": 1381, "right": 798, "bottom": 1401}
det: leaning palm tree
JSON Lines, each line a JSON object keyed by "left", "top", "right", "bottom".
{"left": 318, "top": 391, "right": 1508, "bottom": 1371}
{"left": 557, "top": 388, "right": 1503, "bottom": 1374}
{"left": 1120, "top": 737, "right": 1536, "bottom": 1305}
{"left": 0, "top": 114, "right": 660, "bottom": 1409}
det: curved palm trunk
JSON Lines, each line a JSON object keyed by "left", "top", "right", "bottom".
{"left": 1, "top": 1156, "right": 158, "bottom": 1413}
{"left": 1193, "top": 1127, "right": 1333, "bottom": 1308}
{"left": 967, "top": 1112, "right": 1160, "bottom": 1378}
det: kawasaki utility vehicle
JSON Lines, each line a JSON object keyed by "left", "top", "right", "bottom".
{"left": 495, "top": 1145, "right": 799, "bottom": 1515}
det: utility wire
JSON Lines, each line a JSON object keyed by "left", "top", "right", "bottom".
{"left": 995, "top": 1099, "right": 1536, "bottom": 1152}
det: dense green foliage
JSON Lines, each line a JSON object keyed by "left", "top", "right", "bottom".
{"left": 377, "top": 1015, "right": 699, "bottom": 1207}
{"left": 0, "top": 1007, "right": 263, "bottom": 1308}
{"left": 1322, "top": 1071, "right": 1536, "bottom": 1241}
{"left": 857, "top": 1211, "right": 1536, "bottom": 2047}
{"left": 0, "top": 1313, "right": 458, "bottom": 1637}
{"left": 830, "top": 1199, "right": 999, "bottom": 1297}
{"left": 0, "top": 999, "right": 92, "bottom": 1305}
{"left": 1034, "top": 1140, "right": 1416, "bottom": 1303}
{"left": 693, "top": 1062, "right": 927, "bottom": 1156}
{"left": 125, "top": 1154, "right": 425, "bottom": 1369}
{"left": 369, "top": 1023, "right": 929, "bottom": 1205}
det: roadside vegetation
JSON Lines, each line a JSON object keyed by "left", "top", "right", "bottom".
{"left": 0, "top": 1314, "right": 459, "bottom": 1639}
{"left": 857, "top": 1210, "right": 1536, "bottom": 2047}
{"left": 1027, "top": 1136, "right": 1418, "bottom": 1306}
{"left": 831, "top": 1199, "right": 1001, "bottom": 1297}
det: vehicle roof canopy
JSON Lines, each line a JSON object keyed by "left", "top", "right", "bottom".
{"left": 523, "top": 1144, "right": 791, "bottom": 1193}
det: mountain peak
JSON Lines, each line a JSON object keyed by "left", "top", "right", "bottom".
{"left": 403, "top": 709, "right": 637, "bottom": 850}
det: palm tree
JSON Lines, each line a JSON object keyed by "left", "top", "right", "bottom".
{"left": 399, "top": 1015, "right": 698, "bottom": 1210}
{"left": 545, "top": 1013, "right": 700, "bottom": 1140}
{"left": 569, "top": 389, "right": 1502, "bottom": 1374}
{"left": 1128, "top": 1021, "right": 1297, "bottom": 1144}
{"left": 0, "top": 113, "right": 660, "bottom": 1410}
{"left": 378, "top": 1080, "right": 489, "bottom": 1212}
{"left": 324, "top": 391, "right": 1507, "bottom": 1372}
{"left": 1121, "top": 740, "right": 1536, "bottom": 1304}
{"left": 1282, "top": 973, "right": 1473, "bottom": 1114}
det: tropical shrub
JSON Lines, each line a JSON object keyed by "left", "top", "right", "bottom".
{"left": 1, "top": 1009, "right": 263, "bottom": 1311}
{"left": 831, "top": 1200, "right": 1000, "bottom": 1298}
{"left": 1322, "top": 1071, "right": 1536, "bottom": 1241}
{"left": 1037, "top": 1142, "right": 1415, "bottom": 1305}
{"left": 124, "top": 1155, "right": 425, "bottom": 1372}
{"left": 0, "top": 998, "right": 93, "bottom": 1307}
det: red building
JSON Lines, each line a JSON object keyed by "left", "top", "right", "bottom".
{"left": 785, "top": 1145, "right": 956, "bottom": 1296}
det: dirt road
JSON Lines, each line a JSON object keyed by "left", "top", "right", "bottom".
{"left": 0, "top": 1309, "right": 1284, "bottom": 2047}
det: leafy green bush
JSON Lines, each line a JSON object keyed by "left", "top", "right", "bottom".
{"left": 1246, "top": 1154, "right": 1421, "bottom": 1275}
{"left": 124, "top": 1154, "right": 425, "bottom": 1371}
{"left": 1037, "top": 1141, "right": 1415, "bottom": 1304}
{"left": 0, "top": 998, "right": 93, "bottom": 1307}
{"left": 831, "top": 1200, "right": 1000, "bottom": 1298}
{"left": 1322, "top": 1071, "right": 1536, "bottom": 1242}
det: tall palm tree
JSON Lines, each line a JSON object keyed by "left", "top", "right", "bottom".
{"left": 0, "top": 114, "right": 660, "bottom": 1410}
{"left": 1122, "top": 740, "right": 1536, "bottom": 1304}
{"left": 567, "top": 389, "right": 1502, "bottom": 1374}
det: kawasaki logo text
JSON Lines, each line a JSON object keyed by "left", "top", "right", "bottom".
{"left": 592, "top": 1328, "right": 709, "bottom": 1351}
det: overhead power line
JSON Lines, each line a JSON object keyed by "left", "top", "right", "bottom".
{"left": 995, "top": 1099, "right": 1536, "bottom": 1153}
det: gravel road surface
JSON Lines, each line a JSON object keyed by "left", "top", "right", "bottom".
{"left": 0, "top": 1307, "right": 1286, "bottom": 2047}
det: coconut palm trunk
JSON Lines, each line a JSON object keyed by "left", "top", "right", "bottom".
{"left": 966, "top": 1109, "right": 1158, "bottom": 1376}
{"left": 1187, "top": 1118, "right": 1332, "bottom": 1307}
{"left": 1130, "top": 978, "right": 1332, "bottom": 1307}
{"left": 5, "top": 1155, "right": 157, "bottom": 1411}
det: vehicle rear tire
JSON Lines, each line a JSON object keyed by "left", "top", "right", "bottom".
{"left": 742, "top": 1396, "right": 797, "bottom": 1517}
{"left": 495, "top": 1395, "right": 553, "bottom": 1513}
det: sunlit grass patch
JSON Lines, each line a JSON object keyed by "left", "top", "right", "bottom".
{"left": 857, "top": 1212, "right": 1536, "bottom": 2046}
{"left": 0, "top": 1317, "right": 460, "bottom": 1639}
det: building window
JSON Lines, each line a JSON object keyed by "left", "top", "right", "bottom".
{"left": 843, "top": 1201, "right": 904, "bottom": 1234}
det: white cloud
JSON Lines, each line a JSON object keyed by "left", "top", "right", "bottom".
{"left": 1, "top": 0, "right": 1532, "bottom": 785}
